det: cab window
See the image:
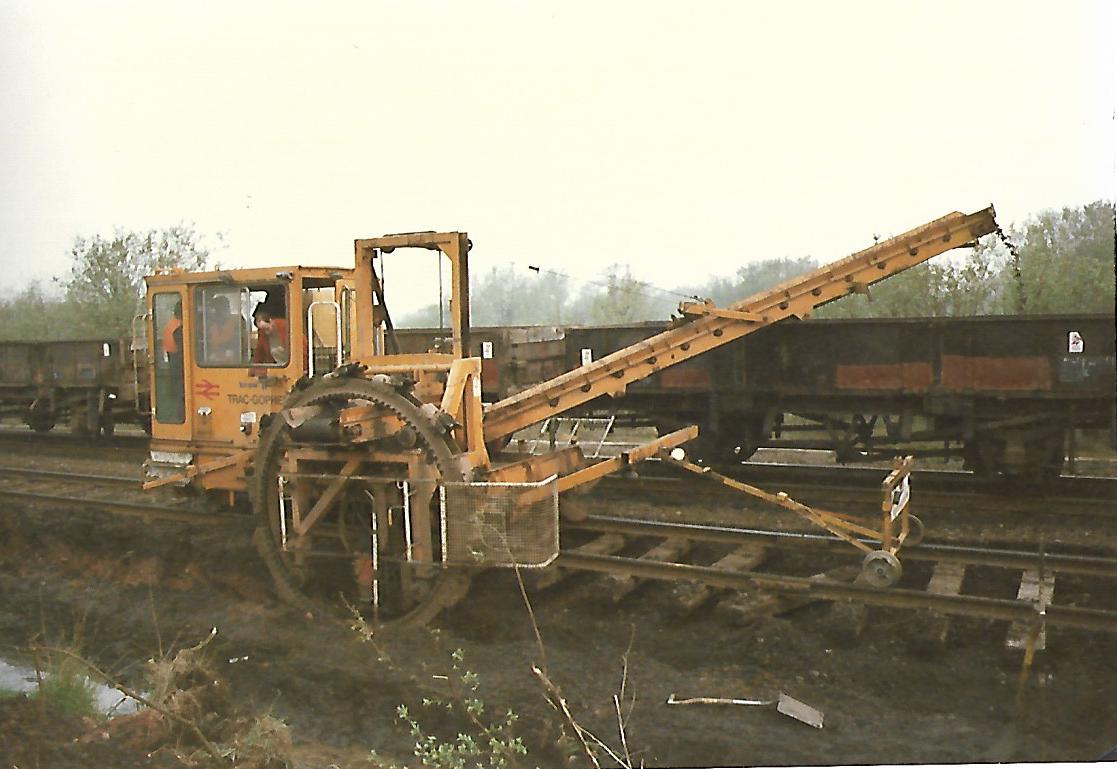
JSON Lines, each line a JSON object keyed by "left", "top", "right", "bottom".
{"left": 193, "top": 284, "right": 289, "bottom": 367}
{"left": 152, "top": 292, "right": 185, "bottom": 424}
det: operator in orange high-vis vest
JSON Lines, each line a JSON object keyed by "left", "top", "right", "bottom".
{"left": 162, "top": 301, "right": 183, "bottom": 360}
{"left": 252, "top": 304, "right": 289, "bottom": 365}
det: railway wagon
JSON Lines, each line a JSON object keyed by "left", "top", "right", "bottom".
{"left": 394, "top": 325, "right": 568, "bottom": 402}
{"left": 558, "top": 313, "right": 1116, "bottom": 477}
{"left": 0, "top": 337, "right": 149, "bottom": 435}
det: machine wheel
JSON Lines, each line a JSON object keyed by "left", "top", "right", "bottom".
{"left": 964, "top": 435, "right": 1006, "bottom": 479}
{"left": 860, "top": 550, "right": 902, "bottom": 589}
{"left": 904, "top": 514, "right": 924, "bottom": 547}
{"left": 252, "top": 375, "right": 471, "bottom": 626}
{"left": 27, "top": 398, "right": 55, "bottom": 433}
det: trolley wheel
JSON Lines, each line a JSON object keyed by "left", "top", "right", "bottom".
{"left": 860, "top": 550, "right": 902, "bottom": 589}
{"left": 903, "top": 514, "right": 924, "bottom": 547}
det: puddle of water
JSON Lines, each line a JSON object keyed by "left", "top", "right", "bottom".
{"left": 0, "top": 658, "right": 143, "bottom": 715}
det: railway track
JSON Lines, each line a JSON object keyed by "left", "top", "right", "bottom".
{"left": 4, "top": 426, "right": 1114, "bottom": 513}
{"left": 0, "top": 465, "right": 242, "bottom": 526}
{"left": 3, "top": 464, "right": 1116, "bottom": 640}
{"left": 556, "top": 514, "right": 1117, "bottom": 637}
{"left": 0, "top": 427, "right": 150, "bottom": 460}
{"left": 601, "top": 459, "right": 1117, "bottom": 520}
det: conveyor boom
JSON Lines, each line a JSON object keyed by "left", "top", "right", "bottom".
{"left": 482, "top": 207, "right": 998, "bottom": 440}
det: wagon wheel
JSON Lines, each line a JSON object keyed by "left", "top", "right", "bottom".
{"left": 252, "top": 376, "right": 471, "bottom": 626}
{"left": 27, "top": 398, "right": 55, "bottom": 433}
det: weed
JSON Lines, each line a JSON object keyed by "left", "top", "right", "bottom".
{"left": 33, "top": 654, "right": 100, "bottom": 719}
{"left": 396, "top": 648, "right": 527, "bottom": 769}
{"left": 221, "top": 713, "right": 294, "bottom": 768}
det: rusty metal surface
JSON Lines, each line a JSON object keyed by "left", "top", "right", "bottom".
{"left": 940, "top": 354, "right": 1051, "bottom": 391}
{"left": 0, "top": 338, "right": 136, "bottom": 391}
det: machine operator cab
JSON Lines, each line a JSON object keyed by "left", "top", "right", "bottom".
{"left": 143, "top": 266, "right": 360, "bottom": 494}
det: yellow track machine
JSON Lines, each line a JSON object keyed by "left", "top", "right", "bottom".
{"left": 142, "top": 209, "right": 999, "bottom": 623}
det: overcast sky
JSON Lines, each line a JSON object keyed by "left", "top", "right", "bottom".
{"left": 2, "top": 0, "right": 1114, "bottom": 314}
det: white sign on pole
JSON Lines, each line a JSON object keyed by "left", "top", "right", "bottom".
{"left": 580, "top": 348, "right": 593, "bottom": 366}
{"left": 1068, "top": 331, "right": 1083, "bottom": 353}
{"left": 889, "top": 475, "right": 910, "bottom": 521}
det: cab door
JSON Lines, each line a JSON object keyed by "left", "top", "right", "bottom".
{"left": 149, "top": 289, "right": 193, "bottom": 442}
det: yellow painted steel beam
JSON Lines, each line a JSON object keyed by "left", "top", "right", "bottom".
{"left": 482, "top": 207, "right": 998, "bottom": 441}
{"left": 513, "top": 425, "right": 699, "bottom": 505}
{"left": 553, "top": 425, "right": 698, "bottom": 494}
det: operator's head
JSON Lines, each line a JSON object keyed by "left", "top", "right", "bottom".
{"left": 253, "top": 303, "right": 278, "bottom": 329}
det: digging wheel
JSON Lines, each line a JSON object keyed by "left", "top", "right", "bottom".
{"left": 252, "top": 375, "right": 471, "bottom": 626}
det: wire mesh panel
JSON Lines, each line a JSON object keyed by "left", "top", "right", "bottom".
{"left": 439, "top": 475, "right": 559, "bottom": 568}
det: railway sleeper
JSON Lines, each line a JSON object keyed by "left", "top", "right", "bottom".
{"left": 671, "top": 543, "right": 768, "bottom": 613}
{"left": 606, "top": 536, "right": 692, "bottom": 602}
{"left": 713, "top": 564, "right": 860, "bottom": 626}
{"left": 529, "top": 533, "right": 626, "bottom": 591}
{"left": 1005, "top": 569, "right": 1056, "bottom": 651}
{"left": 919, "top": 561, "right": 968, "bottom": 645}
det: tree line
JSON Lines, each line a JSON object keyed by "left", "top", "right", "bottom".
{"left": 0, "top": 201, "right": 1111, "bottom": 342}
{"left": 401, "top": 200, "right": 1114, "bottom": 326}
{"left": 0, "top": 225, "right": 213, "bottom": 341}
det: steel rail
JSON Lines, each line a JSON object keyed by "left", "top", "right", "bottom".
{"left": 2, "top": 489, "right": 244, "bottom": 526}
{"left": 557, "top": 551, "right": 1117, "bottom": 633}
{"left": 0, "top": 427, "right": 149, "bottom": 448}
{"left": 566, "top": 515, "right": 1117, "bottom": 577}
{"left": 598, "top": 472, "right": 1117, "bottom": 519}
{"left": 0, "top": 465, "right": 139, "bottom": 487}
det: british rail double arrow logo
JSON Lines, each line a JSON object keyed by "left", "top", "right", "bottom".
{"left": 195, "top": 379, "right": 220, "bottom": 400}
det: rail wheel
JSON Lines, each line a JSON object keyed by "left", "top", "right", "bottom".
{"left": 860, "top": 550, "right": 902, "bottom": 589}
{"left": 252, "top": 375, "right": 471, "bottom": 626}
{"left": 904, "top": 514, "right": 924, "bottom": 547}
{"left": 26, "top": 398, "right": 55, "bottom": 433}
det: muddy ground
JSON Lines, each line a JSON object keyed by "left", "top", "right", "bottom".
{"left": 1, "top": 450, "right": 1116, "bottom": 767}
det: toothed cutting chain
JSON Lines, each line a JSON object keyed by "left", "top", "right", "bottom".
{"left": 993, "top": 224, "right": 1022, "bottom": 260}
